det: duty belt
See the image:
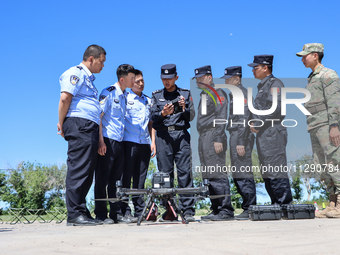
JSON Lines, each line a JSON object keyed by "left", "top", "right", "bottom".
{"left": 160, "top": 126, "right": 186, "bottom": 132}
{"left": 306, "top": 104, "right": 327, "bottom": 114}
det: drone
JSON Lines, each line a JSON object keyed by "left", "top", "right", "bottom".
{"left": 95, "top": 173, "right": 230, "bottom": 225}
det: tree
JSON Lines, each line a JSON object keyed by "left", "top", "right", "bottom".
{"left": 0, "top": 170, "right": 6, "bottom": 196}
{"left": 290, "top": 171, "right": 303, "bottom": 202}
{"left": 290, "top": 154, "right": 319, "bottom": 201}
{"left": 144, "top": 159, "right": 157, "bottom": 188}
{"left": 251, "top": 150, "right": 265, "bottom": 186}
{"left": 289, "top": 154, "right": 332, "bottom": 201}
{"left": 1, "top": 162, "right": 67, "bottom": 209}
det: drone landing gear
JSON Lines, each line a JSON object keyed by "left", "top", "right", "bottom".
{"left": 146, "top": 202, "right": 158, "bottom": 221}
{"left": 137, "top": 194, "right": 189, "bottom": 225}
{"left": 169, "top": 198, "right": 189, "bottom": 224}
{"left": 163, "top": 200, "right": 178, "bottom": 221}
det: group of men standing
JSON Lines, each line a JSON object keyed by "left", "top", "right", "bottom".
{"left": 58, "top": 43, "right": 340, "bottom": 226}
{"left": 57, "top": 45, "right": 196, "bottom": 226}
{"left": 58, "top": 45, "right": 153, "bottom": 225}
{"left": 195, "top": 57, "right": 292, "bottom": 221}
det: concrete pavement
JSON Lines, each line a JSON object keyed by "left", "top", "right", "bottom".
{"left": 1, "top": 217, "right": 339, "bottom": 255}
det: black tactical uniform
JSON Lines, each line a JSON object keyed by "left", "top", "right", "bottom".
{"left": 248, "top": 55, "right": 292, "bottom": 205}
{"left": 151, "top": 64, "right": 196, "bottom": 216}
{"left": 195, "top": 65, "right": 234, "bottom": 218}
{"left": 222, "top": 66, "right": 256, "bottom": 214}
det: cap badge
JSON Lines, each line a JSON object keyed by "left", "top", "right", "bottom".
{"left": 164, "top": 69, "right": 168, "bottom": 74}
{"left": 225, "top": 70, "right": 228, "bottom": 74}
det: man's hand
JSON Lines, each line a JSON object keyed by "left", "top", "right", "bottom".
{"left": 236, "top": 145, "right": 245, "bottom": 157}
{"left": 58, "top": 92, "right": 72, "bottom": 138}
{"left": 151, "top": 142, "right": 156, "bottom": 158}
{"left": 330, "top": 126, "right": 340, "bottom": 147}
{"left": 57, "top": 123, "right": 64, "bottom": 137}
{"left": 98, "top": 139, "right": 107, "bottom": 156}
{"left": 178, "top": 96, "right": 185, "bottom": 112}
{"left": 214, "top": 142, "right": 223, "bottom": 154}
{"left": 250, "top": 122, "right": 259, "bottom": 134}
{"left": 161, "top": 103, "right": 174, "bottom": 116}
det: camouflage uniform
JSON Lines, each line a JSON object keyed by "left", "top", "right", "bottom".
{"left": 297, "top": 43, "right": 340, "bottom": 217}
{"left": 305, "top": 64, "right": 340, "bottom": 195}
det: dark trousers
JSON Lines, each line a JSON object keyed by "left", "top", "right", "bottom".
{"left": 198, "top": 130, "right": 234, "bottom": 215}
{"left": 94, "top": 137, "right": 124, "bottom": 219}
{"left": 63, "top": 117, "right": 99, "bottom": 220}
{"left": 121, "top": 141, "right": 151, "bottom": 217}
{"left": 229, "top": 130, "right": 256, "bottom": 211}
{"left": 256, "top": 125, "right": 292, "bottom": 204}
{"left": 155, "top": 129, "right": 195, "bottom": 215}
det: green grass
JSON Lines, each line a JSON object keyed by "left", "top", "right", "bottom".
{"left": 0, "top": 212, "right": 67, "bottom": 223}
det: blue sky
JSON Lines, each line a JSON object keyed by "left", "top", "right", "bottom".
{"left": 1, "top": 0, "right": 339, "bottom": 204}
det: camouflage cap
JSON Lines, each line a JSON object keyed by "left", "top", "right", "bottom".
{"left": 296, "top": 43, "right": 324, "bottom": 56}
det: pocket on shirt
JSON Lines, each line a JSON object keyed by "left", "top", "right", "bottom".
{"left": 126, "top": 105, "right": 137, "bottom": 116}
{"left": 111, "top": 102, "right": 122, "bottom": 116}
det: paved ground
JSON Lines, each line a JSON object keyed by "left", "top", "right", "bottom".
{"left": 1, "top": 217, "right": 339, "bottom": 255}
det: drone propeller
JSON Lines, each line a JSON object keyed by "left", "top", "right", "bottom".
{"left": 208, "top": 194, "right": 232, "bottom": 199}
{"left": 174, "top": 194, "right": 231, "bottom": 200}
{"left": 93, "top": 198, "right": 122, "bottom": 202}
{"left": 94, "top": 195, "right": 143, "bottom": 203}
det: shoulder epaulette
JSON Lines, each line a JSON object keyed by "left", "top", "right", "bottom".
{"left": 107, "top": 86, "right": 116, "bottom": 92}
{"left": 152, "top": 89, "right": 163, "bottom": 94}
{"left": 269, "top": 78, "right": 276, "bottom": 82}
{"left": 76, "top": 66, "right": 83, "bottom": 70}
{"left": 179, "top": 88, "right": 190, "bottom": 91}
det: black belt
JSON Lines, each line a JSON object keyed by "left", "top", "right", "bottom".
{"left": 306, "top": 104, "right": 327, "bottom": 114}
{"left": 159, "top": 126, "right": 186, "bottom": 132}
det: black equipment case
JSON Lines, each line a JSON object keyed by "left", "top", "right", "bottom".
{"left": 248, "top": 205, "right": 282, "bottom": 221}
{"left": 281, "top": 204, "right": 315, "bottom": 220}
{"left": 152, "top": 172, "right": 171, "bottom": 188}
